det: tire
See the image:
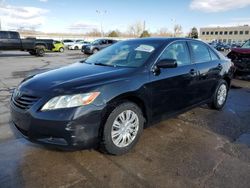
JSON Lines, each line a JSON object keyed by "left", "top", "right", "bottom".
{"left": 74, "top": 46, "right": 79, "bottom": 50}
{"left": 92, "top": 48, "right": 99, "bottom": 54}
{"left": 100, "top": 102, "right": 145, "bottom": 155}
{"left": 35, "top": 45, "right": 45, "bottom": 57}
{"left": 59, "top": 47, "right": 64, "bottom": 53}
{"left": 29, "top": 50, "right": 36, "bottom": 55}
{"left": 209, "top": 80, "right": 228, "bottom": 110}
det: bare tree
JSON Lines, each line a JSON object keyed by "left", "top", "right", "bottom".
{"left": 127, "top": 21, "right": 144, "bottom": 37}
{"left": 174, "top": 24, "right": 183, "bottom": 37}
{"left": 153, "top": 27, "right": 172, "bottom": 37}
{"left": 85, "top": 28, "right": 101, "bottom": 37}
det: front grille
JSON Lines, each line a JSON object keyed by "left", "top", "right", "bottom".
{"left": 12, "top": 93, "right": 39, "bottom": 110}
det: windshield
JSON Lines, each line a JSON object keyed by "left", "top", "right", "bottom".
{"left": 92, "top": 40, "right": 101, "bottom": 45}
{"left": 242, "top": 40, "right": 250, "bottom": 49}
{"left": 85, "top": 40, "right": 162, "bottom": 68}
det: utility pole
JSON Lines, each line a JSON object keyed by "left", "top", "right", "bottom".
{"left": 143, "top": 20, "right": 146, "bottom": 31}
{"left": 96, "top": 10, "right": 107, "bottom": 37}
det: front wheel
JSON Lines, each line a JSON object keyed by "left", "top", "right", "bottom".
{"left": 29, "top": 50, "right": 36, "bottom": 55}
{"left": 209, "top": 80, "right": 228, "bottom": 110}
{"left": 92, "top": 49, "right": 99, "bottom": 54}
{"left": 59, "top": 47, "right": 64, "bottom": 53}
{"left": 101, "top": 102, "right": 144, "bottom": 155}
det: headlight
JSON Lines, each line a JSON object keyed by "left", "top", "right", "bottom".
{"left": 41, "top": 92, "right": 100, "bottom": 111}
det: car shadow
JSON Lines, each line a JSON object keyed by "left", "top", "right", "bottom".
{"left": 0, "top": 54, "right": 31, "bottom": 57}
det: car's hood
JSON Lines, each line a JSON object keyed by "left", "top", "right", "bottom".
{"left": 231, "top": 48, "right": 250, "bottom": 54}
{"left": 19, "top": 62, "right": 133, "bottom": 96}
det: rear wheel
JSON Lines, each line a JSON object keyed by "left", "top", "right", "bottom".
{"left": 35, "top": 45, "right": 46, "bottom": 57}
{"left": 74, "top": 46, "right": 79, "bottom": 50}
{"left": 100, "top": 102, "right": 144, "bottom": 155}
{"left": 209, "top": 80, "right": 228, "bottom": 110}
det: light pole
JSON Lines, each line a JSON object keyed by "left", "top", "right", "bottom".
{"left": 96, "top": 10, "right": 107, "bottom": 37}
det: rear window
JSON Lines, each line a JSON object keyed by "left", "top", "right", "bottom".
{"left": 209, "top": 49, "right": 219, "bottom": 60}
{"left": 0, "top": 32, "right": 9, "bottom": 39}
{"left": 190, "top": 41, "right": 211, "bottom": 63}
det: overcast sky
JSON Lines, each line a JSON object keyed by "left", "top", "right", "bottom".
{"left": 0, "top": 0, "right": 250, "bottom": 33}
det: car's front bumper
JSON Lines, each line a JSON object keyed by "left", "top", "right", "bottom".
{"left": 10, "top": 100, "right": 105, "bottom": 149}
{"left": 83, "top": 48, "right": 93, "bottom": 54}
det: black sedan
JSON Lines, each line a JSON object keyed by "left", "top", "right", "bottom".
{"left": 10, "top": 38, "right": 234, "bottom": 155}
{"left": 215, "top": 43, "right": 231, "bottom": 52}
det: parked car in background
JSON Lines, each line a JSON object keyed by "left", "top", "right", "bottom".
{"left": 68, "top": 41, "right": 90, "bottom": 50}
{"left": 0, "top": 31, "right": 53, "bottom": 56}
{"left": 227, "top": 39, "right": 250, "bottom": 75}
{"left": 11, "top": 38, "right": 234, "bottom": 155}
{"left": 230, "top": 43, "right": 241, "bottom": 48}
{"left": 61, "top": 39, "right": 75, "bottom": 48}
{"left": 215, "top": 43, "right": 231, "bottom": 52}
{"left": 208, "top": 42, "right": 217, "bottom": 48}
{"left": 82, "top": 39, "right": 117, "bottom": 54}
{"left": 52, "top": 40, "right": 64, "bottom": 52}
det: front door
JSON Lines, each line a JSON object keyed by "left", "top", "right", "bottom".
{"left": 149, "top": 41, "right": 199, "bottom": 120}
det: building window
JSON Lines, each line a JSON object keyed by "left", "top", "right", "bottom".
{"left": 211, "top": 31, "right": 214, "bottom": 35}
{"left": 224, "top": 31, "right": 228, "bottom": 35}
{"left": 215, "top": 31, "right": 218, "bottom": 35}
{"left": 229, "top": 31, "right": 233, "bottom": 35}
{"left": 223, "top": 39, "right": 227, "bottom": 43}
{"left": 202, "top": 32, "right": 205, "bottom": 35}
{"left": 240, "top": 31, "right": 244, "bottom": 35}
{"left": 245, "top": 31, "right": 249, "bottom": 35}
{"left": 206, "top": 31, "right": 209, "bottom": 35}
{"left": 219, "top": 31, "right": 223, "bottom": 35}
{"left": 234, "top": 31, "right": 238, "bottom": 35}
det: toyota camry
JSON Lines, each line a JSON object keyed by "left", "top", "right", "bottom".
{"left": 10, "top": 38, "right": 234, "bottom": 155}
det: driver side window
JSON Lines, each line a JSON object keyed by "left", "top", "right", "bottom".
{"left": 159, "top": 41, "right": 191, "bottom": 66}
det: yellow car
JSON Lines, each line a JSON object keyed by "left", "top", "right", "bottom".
{"left": 52, "top": 40, "right": 65, "bottom": 52}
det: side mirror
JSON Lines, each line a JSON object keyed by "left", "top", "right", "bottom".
{"left": 156, "top": 59, "right": 177, "bottom": 68}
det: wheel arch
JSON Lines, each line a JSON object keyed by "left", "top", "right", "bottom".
{"left": 98, "top": 94, "right": 148, "bottom": 139}
{"left": 92, "top": 47, "right": 99, "bottom": 52}
{"left": 223, "top": 76, "right": 231, "bottom": 88}
{"left": 35, "top": 43, "right": 47, "bottom": 48}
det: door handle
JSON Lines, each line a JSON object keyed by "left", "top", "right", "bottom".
{"left": 189, "top": 69, "right": 197, "bottom": 77}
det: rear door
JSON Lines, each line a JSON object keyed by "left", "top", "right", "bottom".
{"left": 188, "top": 41, "right": 222, "bottom": 102}
{"left": 149, "top": 41, "right": 199, "bottom": 119}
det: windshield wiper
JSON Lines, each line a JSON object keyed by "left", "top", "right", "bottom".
{"left": 79, "top": 59, "right": 89, "bottom": 64}
{"left": 93, "top": 62, "right": 115, "bottom": 67}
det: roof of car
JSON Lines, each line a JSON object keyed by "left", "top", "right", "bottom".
{"left": 126, "top": 37, "right": 199, "bottom": 43}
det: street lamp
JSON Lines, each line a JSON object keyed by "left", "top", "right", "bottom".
{"left": 96, "top": 10, "right": 107, "bottom": 37}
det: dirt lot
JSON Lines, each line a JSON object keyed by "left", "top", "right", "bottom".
{"left": 0, "top": 50, "right": 250, "bottom": 188}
